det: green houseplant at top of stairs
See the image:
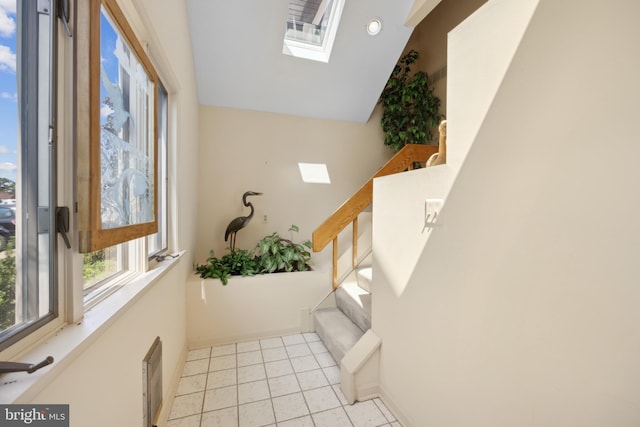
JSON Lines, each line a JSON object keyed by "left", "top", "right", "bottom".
{"left": 379, "top": 49, "right": 443, "bottom": 152}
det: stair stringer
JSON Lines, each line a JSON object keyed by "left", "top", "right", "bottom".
{"left": 340, "top": 329, "right": 382, "bottom": 404}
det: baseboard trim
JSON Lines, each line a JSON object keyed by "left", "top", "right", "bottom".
{"left": 378, "top": 384, "right": 412, "bottom": 427}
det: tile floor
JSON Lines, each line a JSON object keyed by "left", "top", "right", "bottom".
{"left": 167, "top": 332, "right": 402, "bottom": 427}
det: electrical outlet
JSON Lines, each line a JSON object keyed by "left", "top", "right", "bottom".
{"left": 262, "top": 214, "right": 268, "bottom": 224}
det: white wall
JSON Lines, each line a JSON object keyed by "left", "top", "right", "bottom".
{"left": 30, "top": 262, "right": 190, "bottom": 426}
{"left": 375, "top": 0, "right": 537, "bottom": 298}
{"left": 196, "top": 105, "right": 392, "bottom": 268}
{"left": 375, "top": 0, "right": 640, "bottom": 425}
{"left": 186, "top": 270, "right": 331, "bottom": 347}
{"left": 24, "top": 0, "right": 201, "bottom": 425}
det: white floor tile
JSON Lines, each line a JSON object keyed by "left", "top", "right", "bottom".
{"left": 237, "top": 364, "right": 267, "bottom": 384}
{"left": 272, "top": 392, "right": 310, "bottom": 422}
{"left": 312, "top": 407, "right": 353, "bottom": 427}
{"left": 374, "top": 397, "right": 396, "bottom": 422}
{"left": 291, "top": 355, "right": 320, "bottom": 373}
{"left": 176, "top": 374, "right": 207, "bottom": 395}
{"left": 237, "top": 350, "right": 263, "bottom": 367}
{"left": 315, "top": 352, "right": 337, "bottom": 368}
{"left": 303, "top": 386, "right": 341, "bottom": 413}
{"left": 207, "top": 368, "right": 237, "bottom": 389}
{"left": 239, "top": 400, "right": 275, "bottom": 427}
{"left": 278, "top": 415, "right": 315, "bottom": 427}
{"left": 308, "top": 340, "right": 328, "bottom": 354}
{"left": 282, "top": 334, "right": 306, "bottom": 346}
{"left": 260, "top": 337, "right": 284, "bottom": 349}
{"left": 268, "top": 374, "right": 301, "bottom": 397}
{"left": 203, "top": 385, "right": 238, "bottom": 412}
{"left": 168, "top": 392, "right": 204, "bottom": 420}
{"left": 344, "top": 400, "right": 387, "bottom": 427}
{"left": 285, "top": 343, "right": 312, "bottom": 358}
{"left": 200, "top": 406, "right": 238, "bottom": 427}
{"left": 187, "top": 347, "right": 211, "bottom": 361}
{"left": 322, "top": 366, "right": 340, "bottom": 384}
{"left": 262, "top": 347, "right": 288, "bottom": 362}
{"left": 211, "top": 343, "right": 236, "bottom": 357}
{"left": 179, "top": 335, "right": 400, "bottom": 427}
{"left": 238, "top": 379, "right": 271, "bottom": 405}
{"left": 296, "top": 369, "right": 329, "bottom": 391}
{"left": 302, "top": 332, "right": 321, "bottom": 343}
{"left": 166, "top": 414, "right": 202, "bottom": 427}
{"left": 237, "top": 340, "right": 260, "bottom": 353}
{"left": 265, "top": 359, "right": 294, "bottom": 378}
{"left": 209, "top": 354, "right": 236, "bottom": 372}
{"left": 182, "top": 359, "right": 209, "bottom": 376}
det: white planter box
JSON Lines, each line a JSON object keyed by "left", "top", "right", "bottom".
{"left": 186, "top": 269, "right": 331, "bottom": 348}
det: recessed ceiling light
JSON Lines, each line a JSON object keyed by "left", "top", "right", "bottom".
{"left": 367, "top": 18, "right": 382, "bottom": 36}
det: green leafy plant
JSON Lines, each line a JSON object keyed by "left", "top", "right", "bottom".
{"left": 83, "top": 250, "right": 107, "bottom": 284}
{"left": 194, "top": 225, "right": 312, "bottom": 285}
{"left": 255, "top": 225, "right": 311, "bottom": 274}
{"left": 379, "top": 50, "right": 443, "bottom": 152}
{"left": 0, "top": 239, "right": 16, "bottom": 331}
{"left": 195, "top": 248, "right": 259, "bottom": 285}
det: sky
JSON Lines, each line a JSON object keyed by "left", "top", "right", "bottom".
{"left": 0, "top": 0, "right": 17, "bottom": 182}
{"left": 100, "top": 8, "right": 119, "bottom": 127}
{"left": 0, "top": 2, "right": 119, "bottom": 184}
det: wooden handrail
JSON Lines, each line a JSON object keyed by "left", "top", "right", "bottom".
{"left": 312, "top": 143, "right": 438, "bottom": 289}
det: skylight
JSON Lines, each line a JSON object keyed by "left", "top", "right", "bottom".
{"left": 298, "top": 163, "right": 331, "bottom": 184}
{"left": 283, "top": 0, "right": 345, "bottom": 63}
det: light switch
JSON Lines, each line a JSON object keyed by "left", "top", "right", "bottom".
{"left": 422, "top": 198, "right": 444, "bottom": 232}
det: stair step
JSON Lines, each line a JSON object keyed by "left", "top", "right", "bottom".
{"left": 355, "top": 265, "right": 372, "bottom": 292}
{"left": 314, "top": 307, "right": 365, "bottom": 363}
{"left": 336, "top": 283, "right": 371, "bottom": 332}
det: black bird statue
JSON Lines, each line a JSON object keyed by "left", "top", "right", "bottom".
{"left": 225, "top": 191, "right": 263, "bottom": 251}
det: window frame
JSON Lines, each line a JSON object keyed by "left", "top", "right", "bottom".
{"left": 147, "top": 81, "right": 168, "bottom": 259}
{"left": 77, "top": 0, "right": 159, "bottom": 253}
{"left": 0, "top": 0, "right": 59, "bottom": 352}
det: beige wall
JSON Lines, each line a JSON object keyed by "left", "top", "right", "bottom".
{"left": 195, "top": 105, "right": 391, "bottom": 267}
{"left": 374, "top": 0, "right": 640, "bottom": 425}
{"left": 405, "top": 0, "right": 488, "bottom": 115}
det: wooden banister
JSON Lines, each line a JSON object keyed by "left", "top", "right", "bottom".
{"left": 312, "top": 143, "right": 439, "bottom": 289}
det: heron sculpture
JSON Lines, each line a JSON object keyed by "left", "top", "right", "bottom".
{"left": 224, "top": 191, "right": 263, "bottom": 251}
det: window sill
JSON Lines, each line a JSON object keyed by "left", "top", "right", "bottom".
{"left": 0, "top": 251, "right": 185, "bottom": 404}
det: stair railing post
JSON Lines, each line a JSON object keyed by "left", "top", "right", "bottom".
{"left": 332, "top": 237, "right": 338, "bottom": 291}
{"left": 352, "top": 216, "right": 358, "bottom": 269}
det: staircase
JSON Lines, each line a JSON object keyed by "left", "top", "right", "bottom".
{"left": 314, "top": 255, "right": 372, "bottom": 364}
{"left": 309, "top": 144, "right": 439, "bottom": 402}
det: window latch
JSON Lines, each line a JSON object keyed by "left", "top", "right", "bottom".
{"left": 0, "top": 356, "right": 54, "bottom": 374}
{"left": 56, "top": 206, "right": 71, "bottom": 249}
{"left": 58, "top": 0, "right": 72, "bottom": 38}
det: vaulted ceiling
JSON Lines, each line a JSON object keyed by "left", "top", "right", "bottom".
{"left": 186, "top": 0, "right": 419, "bottom": 123}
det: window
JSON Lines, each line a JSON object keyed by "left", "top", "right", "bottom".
{"left": 283, "top": 0, "right": 345, "bottom": 62}
{"left": 0, "top": 0, "right": 173, "bottom": 354}
{"left": 77, "top": 0, "right": 168, "bottom": 306}
{"left": 77, "top": 0, "right": 159, "bottom": 253}
{"left": 0, "top": 0, "right": 58, "bottom": 350}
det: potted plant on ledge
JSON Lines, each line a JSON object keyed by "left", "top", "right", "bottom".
{"left": 195, "top": 225, "right": 312, "bottom": 285}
